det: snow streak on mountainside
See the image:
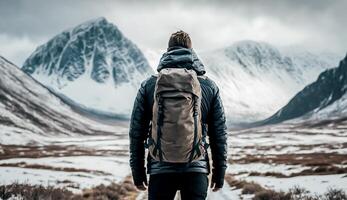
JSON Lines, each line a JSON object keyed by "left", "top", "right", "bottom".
{"left": 22, "top": 17, "right": 153, "bottom": 116}
{"left": 262, "top": 53, "right": 347, "bottom": 125}
{"left": 0, "top": 56, "right": 115, "bottom": 143}
{"left": 200, "top": 41, "right": 339, "bottom": 124}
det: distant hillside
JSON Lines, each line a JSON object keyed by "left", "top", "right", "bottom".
{"left": 201, "top": 40, "right": 339, "bottom": 124}
{"left": 0, "top": 55, "right": 114, "bottom": 143}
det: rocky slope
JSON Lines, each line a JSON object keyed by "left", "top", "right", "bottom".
{"left": 261, "top": 53, "right": 347, "bottom": 125}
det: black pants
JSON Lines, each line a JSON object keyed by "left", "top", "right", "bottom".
{"left": 148, "top": 172, "right": 209, "bottom": 200}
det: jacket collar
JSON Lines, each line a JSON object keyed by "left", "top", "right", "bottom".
{"left": 157, "top": 46, "right": 206, "bottom": 75}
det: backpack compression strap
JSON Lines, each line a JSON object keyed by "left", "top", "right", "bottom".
{"left": 188, "top": 95, "right": 200, "bottom": 163}
{"left": 153, "top": 95, "right": 164, "bottom": 162}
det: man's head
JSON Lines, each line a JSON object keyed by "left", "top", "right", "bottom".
{"left": 168, "top": 30, "right": 192, "bottom": 49}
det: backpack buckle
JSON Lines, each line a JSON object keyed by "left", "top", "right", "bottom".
{"left": 145, "top": 137, "right": 154, "bottom": 148}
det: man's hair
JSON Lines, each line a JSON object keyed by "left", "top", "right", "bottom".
{"left": 168, "top": 30, "right": 192, "bottom": 49}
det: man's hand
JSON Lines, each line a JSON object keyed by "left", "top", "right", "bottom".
{"left": 136, "top": 181, "right": 148, "bottom": 191}
{"left": 210, "top": 182, "right": 221, "bottom": 192}
{"left": 211, "top": 168, "right": 225, "bottom": 192}
{"left": 132, "top": 168, "right": 148, "bottom": 191}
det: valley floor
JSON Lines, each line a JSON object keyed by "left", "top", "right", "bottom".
{"left": 0, "top": 134, "right": 130, "bottom": 193}
{"left": 0, "top": 121, "right": 346, "bottom": 199}
{"left": 226, "top": 121, "right": 347, "bottom": 199}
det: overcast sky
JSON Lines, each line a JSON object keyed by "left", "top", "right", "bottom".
{"left": 0, "top": 0, "right": 346, "bottom": 66}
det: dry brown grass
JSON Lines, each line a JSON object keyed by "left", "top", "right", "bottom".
{"left": 225, "top": 174, "right": 347, "bottom": 200}
{"left": 230, "top": 153, "right": 347, "bottom": 166}
{"left": 0, "top": 144, "right": 127, "bottom": 160}
{"left": 0, "top": 183, "right": 74, "bottom": 200}
{"left": 247, "top": 165, "right": 347, "bottom": 178}
{"left": 76, "top": 176, "right": 138, "bottom": 200}
{"left": 254, "top": 190, "right": 292, "bottom": 200}
{"left": 225, "top": 174, "right": 264, "bottom": 194}
{"left": 242, "top": 183, "right": 264, "bottom": 195}
{"left": 0, "top": 162, "right": 112, "bottom": 176}
{"left": 0, "top": 176, "right": 138, "bottom": 200}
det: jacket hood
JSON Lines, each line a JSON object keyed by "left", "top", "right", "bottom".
{"left": 157, "top": 46, "right": 206, "bottom": 75}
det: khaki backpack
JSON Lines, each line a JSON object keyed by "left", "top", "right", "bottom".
{"left": 148, "top": 68, "right": 205, "bottom": 163}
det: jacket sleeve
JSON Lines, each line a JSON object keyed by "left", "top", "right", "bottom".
{"left": 129, "top": 81, "right": 151, "bottom": 186}
{"left": 207, "top": 84, "right": 228, "bottom": 188}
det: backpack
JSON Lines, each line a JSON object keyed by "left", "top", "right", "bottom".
{"left": 148, "top": 68, "right": 205, "bottom": 163}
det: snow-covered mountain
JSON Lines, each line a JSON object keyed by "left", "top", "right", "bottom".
{"left": 22, "top": 17, "right": 153, "bottom": 117}
{"left": 0, "top": 56, "right": 115, "bottom": 143}
{"left": 201, "top": 40, "right": 339, "bottom": 124}
{"left": 261, "top": 53, "right": 347, "bottom": 125}
{"left": 21, "top": 23, "right": 340, "bottom": 124}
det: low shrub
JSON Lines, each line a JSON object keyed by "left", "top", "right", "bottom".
{"left": 0, "top": 176, "right": 138, "bottom": 200}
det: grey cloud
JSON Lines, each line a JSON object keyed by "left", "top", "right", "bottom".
{"left": 0, "top": 0, "right": 346, "bottom": 66}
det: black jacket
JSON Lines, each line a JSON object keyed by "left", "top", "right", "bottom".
{"left": 129, "top": 46, "right": 227, "bottom": 187}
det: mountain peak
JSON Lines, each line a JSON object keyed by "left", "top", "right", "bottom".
{"left": 72, "top": 17, "right": 109, "bottom": 31}
{"left": 90, "top": 16, "right": 107, "bottom": 23}
{"left": 222, "top": 40, "right": 284, "bottom": 71}
{"left": 21, "top": 18, "right": 153, "bottom": 116}
{"left": 225, "top": 40, "right": 281, "bottom": 57}
{"left": 225, "top": 40, "right": 277, "bottom": 53}
{"left": 81, "top": 17, "right": 107, "bottom": 25}
{"left": 231, "top": 40, "right": 273, "bottom": 48}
